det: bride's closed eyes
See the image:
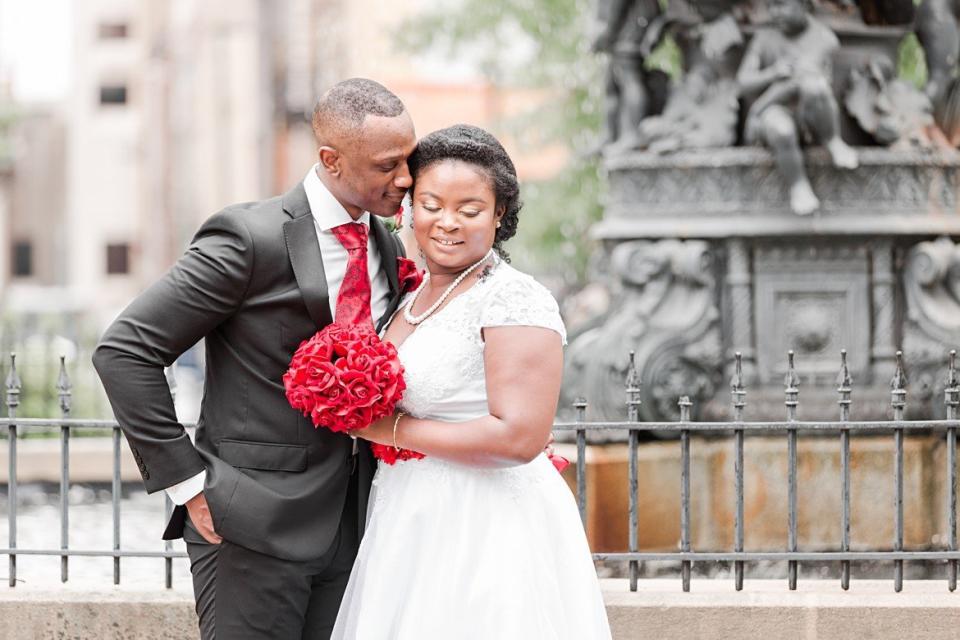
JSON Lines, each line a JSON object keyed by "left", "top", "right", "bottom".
{"left": 416, "top": 193, "right": 489, "bottom": 218}
{"left": 418, "top": 203, "right": 483, "bottom": 217}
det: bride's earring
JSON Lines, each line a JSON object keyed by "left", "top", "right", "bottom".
{"left": 418, "top": 247, "right": 425, "bottom": 259}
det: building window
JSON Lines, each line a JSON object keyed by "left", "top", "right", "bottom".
{"left": 98, "top": 22, "right": 129, "bottom": 39}
{"left": 106, "top": 243, "right": 130, "bottom": 275}
{"left": 99, "top": 84, "right": 127, "bottom": 106}
{"left": 12, "top": 241, "right": 32, "bottom": 277}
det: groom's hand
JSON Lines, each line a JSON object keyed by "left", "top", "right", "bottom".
{"left": 186, "top": 492, "right": 223, "bottom": 545}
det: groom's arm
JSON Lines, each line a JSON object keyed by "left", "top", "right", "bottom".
{"left": 93, "top": 210, "right": 254, "bottom": 494}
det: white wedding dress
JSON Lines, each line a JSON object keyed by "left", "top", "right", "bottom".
{"left": 331, "top": 262, "right": 612, "bottom": 639}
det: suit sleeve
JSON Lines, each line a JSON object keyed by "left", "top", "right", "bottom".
{"left": 92, "top": 211, "right": 254, "bottom": 493}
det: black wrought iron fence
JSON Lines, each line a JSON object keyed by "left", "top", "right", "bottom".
{"left": 1, "top": 355, "right": 184, "bottom": 589}
{"left": 2, "top": 348, "right": 959, "bottom": 594}
{"left": 553, "top": 349, "right": 960, "bottom": 593}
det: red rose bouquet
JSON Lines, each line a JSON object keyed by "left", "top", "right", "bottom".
{"left": 283, "top": 323, "right": 424, "bottom": 464}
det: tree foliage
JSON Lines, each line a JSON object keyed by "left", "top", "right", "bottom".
{"left": 395, "top": 0, "right": 605, "bottom": 286}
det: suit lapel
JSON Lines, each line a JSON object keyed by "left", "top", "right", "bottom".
{"left": 370, "top": 216, "right": 403, "bottom": 333}
{"left": 370, "top": 216, "right": 399, "bottom": 294}
{"left": 282, "top": 184, "right": 333, "bottom": 329}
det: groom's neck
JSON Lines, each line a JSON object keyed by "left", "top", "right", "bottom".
{"left": 316, "top": 167, "right": 365, "bottom": 221}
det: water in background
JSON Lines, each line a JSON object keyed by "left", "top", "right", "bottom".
{"left": 0, "top": 483, "right": 192, "bottom": 590}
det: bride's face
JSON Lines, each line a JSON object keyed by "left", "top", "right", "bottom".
{"left": 411, "top": 159, "right": 504, "bottom": 277}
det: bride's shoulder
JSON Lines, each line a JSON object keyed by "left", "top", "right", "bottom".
{"left": 475, "top": 262, "right": 566, "bottom": 343}
{"left": 482, "top": 263, "right": 557, "bottom": 305}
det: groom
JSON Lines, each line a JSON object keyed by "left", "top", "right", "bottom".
{"left": 93, "top": 78, "right": 416, "bottom": 639}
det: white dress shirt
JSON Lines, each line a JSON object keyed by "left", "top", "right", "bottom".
{"left": 165, "top": 165, "right": 393, "bottom": 505}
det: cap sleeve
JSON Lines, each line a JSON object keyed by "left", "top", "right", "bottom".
{"left": 478, "top": 273, "right": 567, "bottom": 345}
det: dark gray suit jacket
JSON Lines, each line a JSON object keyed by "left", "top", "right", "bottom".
{"left": 93, "top": 183, "right": 404, "bottom": 561}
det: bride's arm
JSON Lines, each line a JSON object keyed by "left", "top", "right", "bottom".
{"left": 357, "top": 325, "right": 563, "bottom": 468}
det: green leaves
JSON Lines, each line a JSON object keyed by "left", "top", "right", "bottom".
{"left": 394, "top": 0, "right": 604, "bottom": 285}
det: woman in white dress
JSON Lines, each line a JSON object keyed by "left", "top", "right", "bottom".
{"left": 332, "top": 124, "right": 611, "bottom": 639}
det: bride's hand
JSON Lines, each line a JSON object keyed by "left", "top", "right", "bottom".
{"left": 349, "top": 413, "right": 397, "bottom": 446}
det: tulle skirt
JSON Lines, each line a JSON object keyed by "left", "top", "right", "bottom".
{"left": 331, "top": 453, "right": 612, "bottom": 639}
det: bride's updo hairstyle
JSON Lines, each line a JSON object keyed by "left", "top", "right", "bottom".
{"left": 407, "top": 124, "right": 521, "bottom": 261}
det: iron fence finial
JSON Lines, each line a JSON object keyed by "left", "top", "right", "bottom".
{"left": 57, "top": 355, "right": 72, "bottom": 415}
{"left": 891, "top": 350, "right": 907, "bottom": 393}
{"left": 837, "top": 349, "right": 852, "bottom": 390}
{"left": 784, "top": 350, "right": 799, "bottom": 390}
{"left": 948, "top": 350, "right": 958, "bottom": 390}
{"left": 5, "top": 352, "right": 21, "bottom": 409}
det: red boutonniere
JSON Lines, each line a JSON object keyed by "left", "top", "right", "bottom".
{"left": 394, "top": 205, "right": 404, "bottom": 230}
{"left": 397, "top": 256, "right": 424, "bottom": 294}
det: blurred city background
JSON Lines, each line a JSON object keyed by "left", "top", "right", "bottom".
{"left": 0, "top": 0, "right": 630, "bottom": 420}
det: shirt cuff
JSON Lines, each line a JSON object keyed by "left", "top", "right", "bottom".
{"left": 164, "top": 471, "right": 206, "bottom": 505}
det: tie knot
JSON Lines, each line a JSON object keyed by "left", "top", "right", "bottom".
{"left": 331, "top": 222, "right": 368, "bottom": 251}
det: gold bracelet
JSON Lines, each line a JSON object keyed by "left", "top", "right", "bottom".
{"left": 392, "top": 412, "right": 406, "bottom": 451}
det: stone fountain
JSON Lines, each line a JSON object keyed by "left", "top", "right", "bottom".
{"left": 566, "top": 0, "right": 960, "bottom": 426}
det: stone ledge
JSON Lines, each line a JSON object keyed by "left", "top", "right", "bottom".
{"left": 604, "top": 579, "right": 960, "bottom": 640}
{"left": 1, "top": 580, "right": 958, "bottom": 639}
{"left": 602, "top": 147, "right": 960, "bottom": 224}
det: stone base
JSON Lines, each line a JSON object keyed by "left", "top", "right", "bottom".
{"left": 557, "top": 436, "right": 955, "bottom": 554}
{"left": 604, "top": 579, "right": 960, "bottom": 640}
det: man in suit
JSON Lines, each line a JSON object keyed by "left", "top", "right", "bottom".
{"left": 93, "top": 78, "right": 416, "bottom": 639}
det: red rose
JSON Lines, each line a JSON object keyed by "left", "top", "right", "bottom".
{"left": 394, "top": 205, "right": 404, "bottom": 229}
{"left": 371, "top": 442, "right": 426, "bottom": 465}
{"left": 549, "top": 454, "right": 570, "bottom": 474}
{"left": 397, "top": 257, "right": 423, "bottom": 294}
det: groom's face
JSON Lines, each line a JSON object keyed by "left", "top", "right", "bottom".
{"left": 332, "top": 112, "right": 417, "bottom": 218}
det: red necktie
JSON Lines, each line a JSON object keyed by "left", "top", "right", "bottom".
{"left": 330, "top": 222, "right": 373, "bottom": 327}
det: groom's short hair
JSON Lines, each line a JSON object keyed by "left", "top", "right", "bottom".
{"left": 312, "top": 78, "right": 405, "bottom": 145}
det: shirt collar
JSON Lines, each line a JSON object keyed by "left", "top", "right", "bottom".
{"left": 302, "top": 164, "right": 371, "bottom": 232}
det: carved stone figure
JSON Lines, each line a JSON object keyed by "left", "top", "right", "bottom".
{"left": 563, "top": 240, "right": 721, "bottom": 425}
{"left": 633, "top": 1, "right": 743, "bottom": 153}
{"left": 916, "top": 0, "right": 960, "bottom": 144}
{"left": 736, "top": 0, "right": 859, "bottom": 216}
{"left": 903, "top": 237, "right": 960, "bottom": 412}
{"left": 591, "top": 0, "right": 664, "bottom": 153}
{"left": 575, "top": 0, "right": 960, "bottom": 424}
{"left": 844, "top": 58, "right": 942, "bottom": 148}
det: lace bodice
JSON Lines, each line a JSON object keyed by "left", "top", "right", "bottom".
{"left": 387, "top": 262, "right": 566, "bottom": 422}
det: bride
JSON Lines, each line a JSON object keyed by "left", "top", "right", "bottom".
{"left": 332, "top": 124, "right": 612, "bottom": 639}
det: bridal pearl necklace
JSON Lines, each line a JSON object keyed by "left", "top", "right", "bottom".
{"left": 404, "top": 249, "right": 495, "bottom": 326}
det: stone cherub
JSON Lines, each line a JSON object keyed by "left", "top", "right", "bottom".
{"left": 845, "top": 57, "right": 944, "bottom": 149}
{"left": 737, "top": 0, "right": 859, "bottom": 216}
{"left": 916, "top": 0, "right": 960, "bottom": 144}
{"left": 631, "top": 0, "right": 744, "bottom": 153}
{"left": 591, "top": 0, "right": 664, "bottom": 153}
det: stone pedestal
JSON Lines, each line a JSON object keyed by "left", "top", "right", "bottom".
{"left": 559, "top": 436, "right": 955, "bottom": 555}
{"left": 563, "top": 148, "right": 960, "bottom": 425}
